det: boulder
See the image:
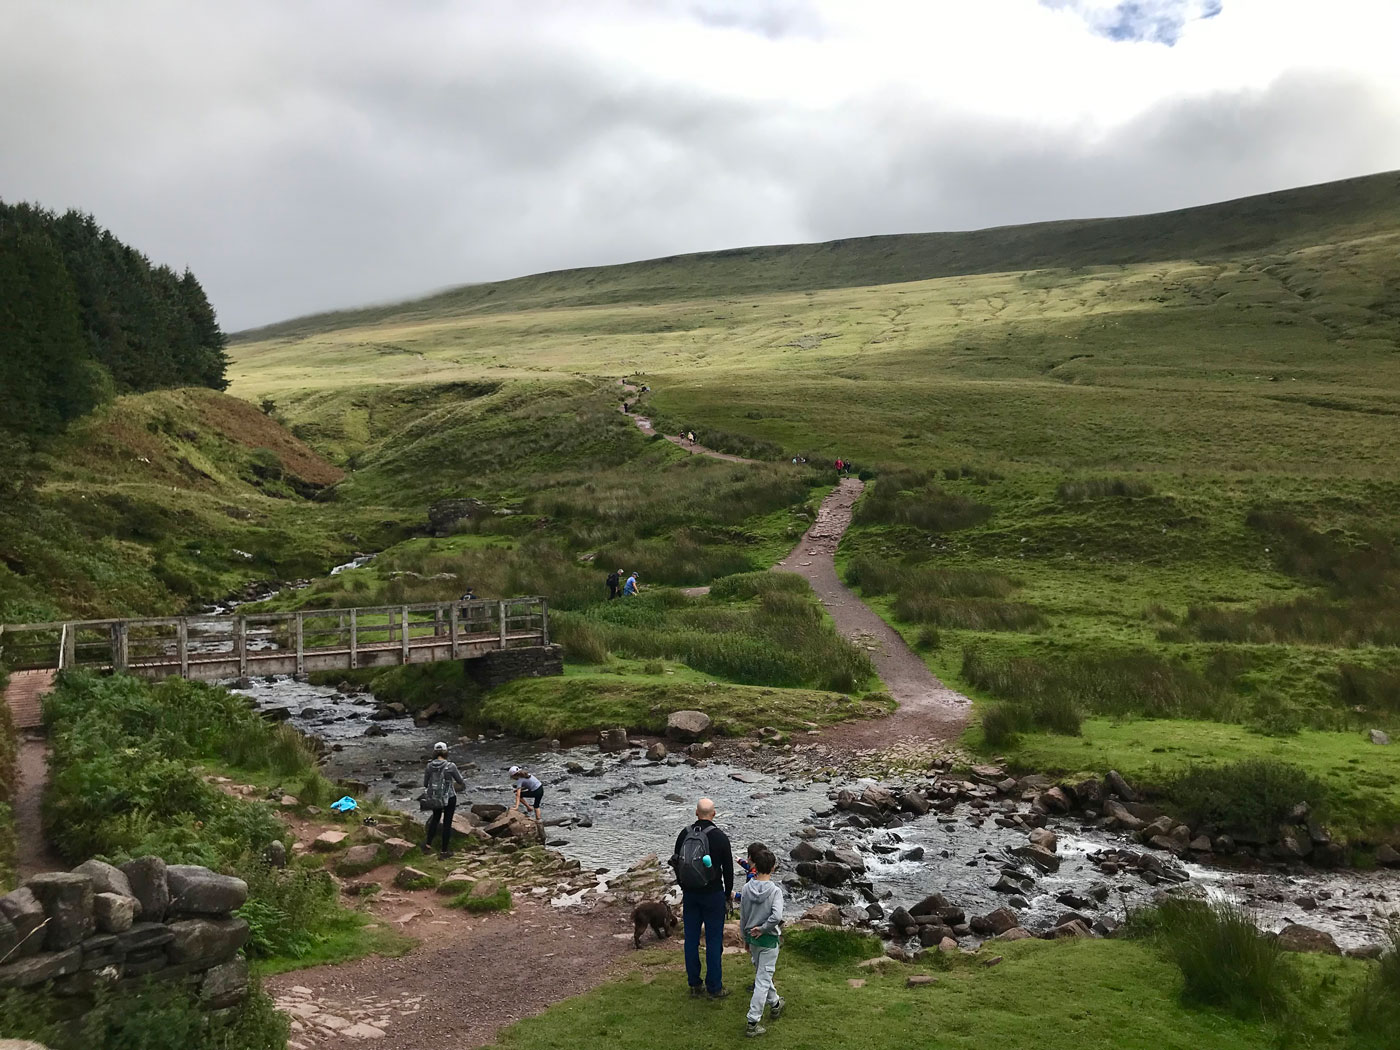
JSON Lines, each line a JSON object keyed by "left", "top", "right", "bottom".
{"left": 72, "top": 859, "right": 134, "bottom": 901}
{"left": 384, "top": 837, "right": 416, "bottom": 860}
{"left": 1104, "top": 799, "right": 1146, "bottom": 832}
{"left": 909, "top": 893, "right": 949, "bottom": 918}
{"left": 794, "top": 861, "right": 853, "bottom": 887}
{"left": 1275, "top": 924, "right": 1341, "bottom": 955}
{"left": 394, "top": 867, "right": 435, "bottom": 890}
{"left": 790, "top": 841, "right": 823, "bottom": 863}
{"left": 599, "top": 727, "right": 630, "bottom": 752}
{"left": 166, "top": 917, "right": 250, "bottom": 967}
{"left": 116, "top": 921, "right": 173, "bottom": 953}
{"left": 80, "top": 931, "right": 125, "bottom": 970}
{"left": 646, "top": 742, "right": 668, "bottom": 762}
{"left": 200, "top": 956, "right": 251, "bottom": 1009}
{"left": 0, "top": 945, "right": 83, "bottom": 989}
{"left": 1375, "top": 844, "right": 1400, "bottom": 867}
{"left": 1104, "top": 770, "right": 1136, "bottom": 801}
{"left": 978, "top": 907, "right": 1020, "bottom": 936}
{"left": 1027, "top": 827, "right": 1058, "bottom": 852}
{"left": 899, "top": 846, "right": 925, "bottom": 862}
{"left": 0, "top": 888, "right": 47, "bottom": 959}
{"left": 687, "top": 741, "right": 715, "bottom": 759}
{"left": 471, "top": 803, "right": 508, "bottom": 822}
{"left": 1073, "top": 778, "right": 1103, "bottom": 807}
{"left": 889, "top": 906, "right": 915, "bottom": 934}
{"left": 860, "top": 785, "right": 898, "bottom": 812}
{"left": 26, "top": 872, "right": 94, "bottom": 950}
{"left": 469, "top": 879, "right": 505, "bottom": 901}
{"left": 262, "top": 840, "right": 288, "bottom": 868}
{"left": 900, "top": 791, "right": 931, "bottom": 816}
{"left": 1010, "top": 845, "right": 1061, "bottom": 873}
{"left": 1052, "top": 919, "right": 1094, "bottom": 939}
{"left": 313, "top": 830, "right": 349, "bottom": 852}
{"left": 917, "top": 924, "right": 953, "bottom": 947}
{"left": 1369, "top": 729, "right": 1391, "bottom": 746}
{"left": 824, "top": 848, "right": 865, "bottom": 874}
{"left": 992, "top": 874, "right": 1026, "bottom": 894}
{"left": 1038, "top": 787, "right": 1071, "bottom": 814}
{"left": 801, "top": 903, "right": 842, "bottom": 926}
{"left": 665, "top": 710, "right": 711, "bottom": 743}
{"left": 995, "top": 927, "right": 1034, "bottom": 942}
{"left": 93, "top": 892, "right": 137, "bottom": 934}
{"left": 483, "top": 811, "right": 538, "bottom": 839}
{"left": 166, "top": 865, "right": 249, "bottom": 916}
{"left": 428, "top": 497, "right": 488, "bottom": 533}
{"left": 336, "top": 845, "right": 384, "bottom": 875}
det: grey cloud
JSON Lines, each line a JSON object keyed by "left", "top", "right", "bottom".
{"left": 2, "top": 2, "right": 1397, "bottom": 331}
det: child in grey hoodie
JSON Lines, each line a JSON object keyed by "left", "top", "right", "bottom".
{"left": 739, "top": 842, "right": 785, "bottom": 1037}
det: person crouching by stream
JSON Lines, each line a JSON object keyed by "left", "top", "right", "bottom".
{"left": 421, "top": 742, "right": 466, "bottom": 859}
{"left": 671, "top": 798, "right": 734, "bottom": 1000}
{"left": 740, "top": 843, "right": 785, "bottom": 1038}
{"left": 509, "top": 765, "right": 544, "bottom": 825}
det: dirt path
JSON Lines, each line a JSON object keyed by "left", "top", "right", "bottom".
{"left": 776, "top": 478, "right": 971, "bottom": 749}
{"left": 269, "top": 899, "right": 650, "bottom": 1049}
{"left": 618, "top": 382, "right": 757, "bottom": 464}
{"left": 15, "top": 734, "right": 65, "bottom": 879}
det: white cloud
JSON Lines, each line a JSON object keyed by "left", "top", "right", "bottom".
{"left": 1, "top": 0, "right": 1397, "bottom": 329}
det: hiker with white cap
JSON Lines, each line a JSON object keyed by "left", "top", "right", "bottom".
{"left": 421, "top": 741, "right": 466, "bottom": 859}
{"left": 509, "top": 765, "right": 545, "bottom": 823}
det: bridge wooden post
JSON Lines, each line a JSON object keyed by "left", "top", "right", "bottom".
{"left": 349, "top": 609, "right": 358, "bottom": 669}
{"left": 540, "top": 599, "right": 549, "bottom": 645}
{"left": 401, "top": 607, "right": 410, "bottom": 664}
{"left": 295, "top": 613, "right": 305, "bottom": 676}
{"left": 113, "top": 623, "right": 129, "bottom": 672}
{"left": 177, "top": 618, "right": 189, "bottom": 678}
{"left": 449, "top": 603, "right": 460, "bottom": 658}
{"left": 62, "top": 623, "right": 76, "bottom": 669}
{"left": 498, "top": 600, "right": 507, "bottom": 648}
{"left": 235, "top": 617, "right": 247, "bottom": 677}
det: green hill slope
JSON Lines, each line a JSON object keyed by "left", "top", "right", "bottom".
{"left": 235, "top": 169, "right": 1400, "bottom": 340}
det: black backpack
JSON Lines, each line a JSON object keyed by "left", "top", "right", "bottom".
{"left": 674, "top": 822, "right": 713, "bottom": 891}
{"left": 606, "top": 571, "right": 620, "bottom": 589}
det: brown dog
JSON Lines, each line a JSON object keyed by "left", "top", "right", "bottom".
{"left": 631, "top": 899, "right": 678, "bottom": 948}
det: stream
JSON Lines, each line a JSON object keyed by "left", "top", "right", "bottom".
{"left": 231, "top": 676, "right": 1399, "bottom": 950}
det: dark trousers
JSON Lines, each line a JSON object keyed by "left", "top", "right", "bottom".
{"left": 425, "top": 797, "right": 456, "bottom": 852}
{"left": 608, "top": 585, "right": 619, "bottom": 600}
{"left": 683, "top": 889, "right": 727, "bottom": 993}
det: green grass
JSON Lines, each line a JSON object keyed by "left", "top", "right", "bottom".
{"left": 249, "top": 909, "right": 414, "bottom": 977}
{"left": 486, "top": 934, "right": 1370, "bottom": 1050}
{"left": 984, "top": 717, "right": 1400, "bottom": 841}
{"left": 447, "top": 884, "right": 513, "bottom": 913}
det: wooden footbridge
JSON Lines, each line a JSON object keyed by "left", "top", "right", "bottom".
{"left": 1, "top": 598, "right": 549, "bottom": 728}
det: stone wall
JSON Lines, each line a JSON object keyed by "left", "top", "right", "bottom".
{"left": 463, "top": 644, "right": 564, "bottom": 691}
{"left": 0, "top": 856, "right": 249, "bottom": 1009}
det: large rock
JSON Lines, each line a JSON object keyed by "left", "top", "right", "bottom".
{"left": 312, "top": 830, "right": 348, "bottom": 851}
{"left": 900, "top": 791, "right": 931, "bottom": 816}
{"left": 1010, "top": 845, "right": 1061, "bottom": 873}
{"left": 908, "top": 893, "right": 949, "bottom": 918}
{"left": 974, "top": 907, "right": 1020, "bottom": 936}
{"left": 1104, "top": 770, "right": 1137, "bottom": 801}
{"left": 72, "top": 859, "right": 135, "bottom": 901}
{"left": 790, "top": 841, "right": 823, "bottom": 863}
{"left": 889, "top": 906, "right": 915, "bottom": 935}
{"left": 384, "top": 837, "right": 416, "bottom": 860}
{"left": 483, "top": 811, "right": 539, "bottom": 839}
{"left": 646, "top": 742, "right": 668, "bottom": 762}
{"left": 1104, "top": 799, "right": 1146, "bottom": 832}
{"left": 117, "top": 921, "right": 174, "bottom": 953}
{"left": 801, "top": 903, "right": 842, "bottom": 926}
{"left": 1375, "top": 844, "right": 1400, "bottom": 867}
{"left": 794, "top": 861, "right": 852, "bottom": 887}
{"left": 200, "top": 957, "right": 251, "bottom": 1009}
{"left": 0, "top": 888, "right": 46, "bottom": 959}
{"left": 469, "top": 879, "right": 505, "bottom": 902}
{"left": 665, "top": 710, "right": 712, "bottom": 743}
{"left": 166, "top": 917, "right": 250, "bottom": 967}
{"left": 166, "top": 865, "right": 249, "bottom": 916}
{"left": 599, "top": 727, "right": 630, "bottom": 753}
{"left": 0, "top": 912, "right": 15, "bottom": 962}
{"left": 337, "top": 845, "right": 385, "bottom": 874}
{"left": 1275, "top": 924, "right": 1340, "bottom": 955}
{"left": 0, "top": 945, "right": 83, "bottom": 989}
{"left": 93, "top": 892, "right": 137, "bottom": 934}
{"left": 471, "top": 803, "right": 508, "bottom": 822}
{"left": 1038, "top": 787, "right": 1071, "bottom": 814}
{"left": 428, "top": 497, "right": 488, "bottom": 533}
{"left": 1369, "top": 729, "right": 1391, "bottom": 745}
{"left": 824, "top": 848, "right": 866, "bottom": 874}
{"left": 119, "top": 857, "right": 170, "bottom": 924}
{"left": 26, "top": 872, "right": 94, "bottom": 950}
{"left": 1027, "top": 827, "right": 1058, "bottom": 852}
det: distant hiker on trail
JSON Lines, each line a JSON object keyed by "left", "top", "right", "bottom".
{"left": 834, "top": 458, "right": 844, "bottom": 473}
{"left": 740, "top": 842, "right": 785, "bottom": 1037}
{"left": 421, "top": 742, "right": 466, "bottom": 859}
{"left": 670, "top": 798, "right": 734, "bottom": 999}
{"left": 606, "top": 568, "right": 623, "bottom": 600}
{"left": 623, "top": 402, "right": 631, "bottom": 413}
{"left": 508, "top": 764, "right": 544, "bottom": 823}
{"left": 687, "top": 431, "right": 696, "bottom": 445}
{"left": 623, "top": 572, "right": 640, "bottom": 597}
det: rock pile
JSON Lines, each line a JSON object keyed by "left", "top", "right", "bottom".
{"left": 0, "top": 856, "right": 250, "bottom": 1009}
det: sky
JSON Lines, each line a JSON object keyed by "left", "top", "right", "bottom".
{"left": 3, "top": 0, "right": 1399, "bottom": 331}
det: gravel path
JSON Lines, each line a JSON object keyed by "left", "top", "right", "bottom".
{"left": 270, "top": 900, "right": 650, "bottom": 1049}
{"left": 776, "top": 478, "right": 971, "bottom": 749}
{"left": 15, "top": 734, "right": 65, "bottom": 879}
{"left": 618, "top": 382, "right": 757, "bottom": 464}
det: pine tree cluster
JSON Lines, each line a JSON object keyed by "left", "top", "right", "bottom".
{"left": 0, "top": 200, "right": 229, "bottom": 456}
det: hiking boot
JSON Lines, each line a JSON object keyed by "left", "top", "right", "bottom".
{"left": 769, "top": 997, "right": 785, "bottom": 1020}
{"left": 746, "top": 1022, "right": 766, "bottom": 1038}
{"left": 438, "top": 850, "right": 454, "bottom": 860}
{"left": 419, "top": 843, "right": 432, "bottom": 855}
{"left": 708, "top": 987, "right": 730, "bottom": 1000}
{"left": 689, "top": 986, "right": 704, "bottom": 999}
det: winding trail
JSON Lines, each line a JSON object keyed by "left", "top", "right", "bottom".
{"left": 618, "top": 382, "right": 757, "bottom": 464}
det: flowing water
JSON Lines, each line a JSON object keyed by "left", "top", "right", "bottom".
{"left": 233, "top": 677, "right": 1399, "bottom": 949}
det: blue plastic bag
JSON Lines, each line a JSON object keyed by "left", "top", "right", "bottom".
{"left": 330, "top": 796, "right": 358, "bottom": 813}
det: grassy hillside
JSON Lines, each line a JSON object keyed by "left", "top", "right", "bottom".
{"left": 0, "top": 388, "right": 404, "bottom": 621}
{"left": 221, "top": 172, "right": 1400, "bottom": 839}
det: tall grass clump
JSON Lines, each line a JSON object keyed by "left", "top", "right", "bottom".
{"left": 1164, "top": 760, "right": 1326, "bottom": 841}
{"left": 980, "top": 703, "right": 1021, "bottom": 747}
{"left": 238, "top": 856, "right": 341, "bottom": 959}
{"left": 1184, "top": 596, "right": 1400, "bottom": 647}
{"left": 1056, "top": 477, "right": 1155, "bottom": 502}
{"left": 961, "top": 648, "right": 1082, "bottom": 735}
{"left": 893, "top": 594, "right": 1044, "bottom": 631}
{"left": 854, "top": 470, "right": 994, "bottom": 531}
{"left": 1351, "top": 921, "right": 1400, "bottom": 1040}
{"left": 1136, "top": 898, "right": 1295, "bottom": 1020}
{"left": 784, "top": 927, "right": 883, "bottom": 965}
{"left": 550, "top": 610, "right": 612, "bottom": 664}
{"left": 1336, "top": 662, "right": 1400, "bottom": 715}
{"left": 845, "top": 556, "right": 1014, "bottom": 599}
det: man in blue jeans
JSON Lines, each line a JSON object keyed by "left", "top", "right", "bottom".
{"left": 671, "top": 798, "right": 734, "bottom": 999}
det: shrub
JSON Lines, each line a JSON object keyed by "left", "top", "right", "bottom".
{"left": 854, "top": 471, "right": 994, "bottom": 531}
{"left": 785, "top": 927, "right": 882, "bottom": 965}
{"left": 980, "top": 703, "right": 1020, "bottom": 747}
{"left": 893, "top": 595, "right": 1044, "bottom": 631}
{"left": 707, "top": 571, "right": 811, "bottom": 601}
{"left": 915, "top": 625, "right": 941, "bottom": 650}
{"left": 551, "top": 611, "right": 611, "bottom": 664}
{"left": 448, "top": 885, "right": 512, "bottom": 912}
{"left": 1056, "top": 477, "right": 1155, "bottom": 502}
{"left": 1164, "top": 760, "right": 1326, "bottom": 841}
{"left": 1351, "top": 921, "right": 1400, "bottom": 1040}
{"left": 1141, "top": 897, "right": 1295, "bottom": 1019}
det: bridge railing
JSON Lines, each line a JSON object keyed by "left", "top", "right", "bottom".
{"left": 0, "top": 597, "right": 549, "bottom": 680}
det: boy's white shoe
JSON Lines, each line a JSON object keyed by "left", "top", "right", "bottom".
{"left": 746, "top": 1022, "right": 766, "bottom": 1038}
{"left": 769, "top": 997, "right": 785, "bottom": 1020}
